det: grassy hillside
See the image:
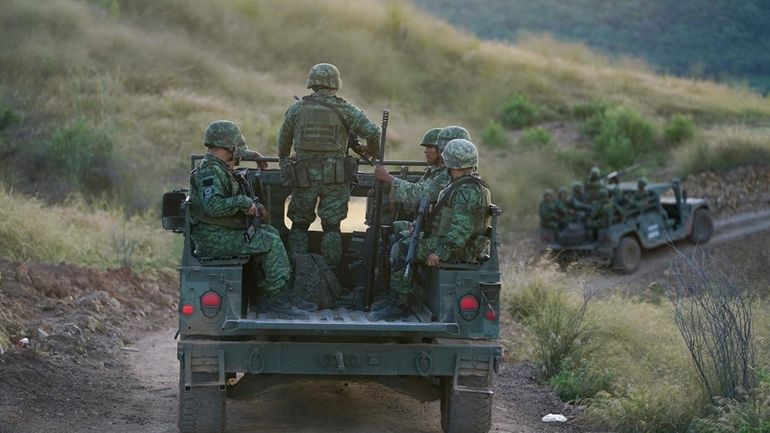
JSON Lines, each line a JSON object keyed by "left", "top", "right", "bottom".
{"left": 413, "top": 0, "right": 770, "bottom": 94}
{"left": 1, "top": 0, "right": 769, "bottom": 229}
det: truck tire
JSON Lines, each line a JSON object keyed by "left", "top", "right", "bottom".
{"left": 440, "top": 376, "right": 492, "bottom": 433}
{"left": 612, "top": 236, "right": 641, "bottom": 274}
{"left": 178, "top": 370, "right": 226, "bottom": 433}
{"left": 688, "top": 208, "right": 714, "bottom": 244}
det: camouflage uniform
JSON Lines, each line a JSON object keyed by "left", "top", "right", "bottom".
{"left": 568, "top": 181, "right": 591, "bottom": 221}
{"left": 277, "top": 63, "right": 380, "bottom": 265}
{"left": 554, "top": 187, "right": 573, "bottom": 226}
{"left": 373, "top": 139, "right": 490, "bottom": 321}
{"left": 389, "top": 126, "right": 468, "bottom": 214}
{"left": 586, "top": 189, "right": 623, "bottom": 235}
{"left": 584, "top": 166, "right": 607, "bottom": 203}
{"left": 190, "top": 122, "right": 290, "bottom": 298}
{"left": 539, "top": 189, "right": 560, "bottom": 231}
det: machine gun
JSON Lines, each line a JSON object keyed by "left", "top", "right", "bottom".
{"left": 605, "top": 164, "right": 640, "bottom": 184}
{"left": 238, "top": 169, "right": 262, "bottom": 242}
{"left": 403, "top": 197, "right": 429, "bottom": 279}
{"left": 363, "top": 109, "right": 389, "bottom": 309}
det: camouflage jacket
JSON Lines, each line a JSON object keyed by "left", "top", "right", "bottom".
{"left": 189, "top": 154, "right": 252, "bottom": 230}
{"left": 277, "top": 89, "right": 380, "bottom": 160}
{"left": 539, "top": 201, "right": 559, "bottom": 225}
{"left": 425, "top": 174, "right": 491, "bottom": 261}
{"left": 391, "top": 164, "right": 450, "bottom": 213}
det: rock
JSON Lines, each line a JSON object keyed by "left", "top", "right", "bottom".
{"left": 36, "top": 328, "right": 50, "bottom": 340}
{"left": 542, "top": 413, "right": 568, "bottom": 422}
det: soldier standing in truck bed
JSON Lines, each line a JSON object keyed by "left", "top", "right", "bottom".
{"left": 371, "top": 139, "right": 491, "bottom": 321}
{"left": 189, "top": 120, "right": 308, "bottom": 320}
{"left": 373, "top": 125, "right": 469, "bottom": 215}
{"left": 277, "top": 63, "right": 381, "bottom": 267}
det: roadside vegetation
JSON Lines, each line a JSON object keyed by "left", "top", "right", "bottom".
{"left": 503, "top": 252, "right": 770, "bottom": 433}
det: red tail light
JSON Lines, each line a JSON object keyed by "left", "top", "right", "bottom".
{"left": 458, "top": 294, "right": 480, "bottom": 321}
{"left": 181, "top": 304, "right": 194, "bottom": 316}
{"left": 200, "top": 291, "right": 222, "bottom": 318}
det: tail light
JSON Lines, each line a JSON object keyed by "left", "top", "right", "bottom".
{"left": 181, "top": 304, "right": 194, "bottom": 316}
{"left": 200, "top": 291, "right": 222, "bottom": 318}
{"left": 458, "top": 294, "right": 480, "bottom": 321}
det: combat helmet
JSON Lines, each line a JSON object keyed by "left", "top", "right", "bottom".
{"left": 442, "top": 138, "right": 478, "bottom": 169}
{"left": 589, "top": 166, "right": 601, "bottom": 180}
{"left": 543, "top": 189, "right": 554, "bottom": 199}
{"left": 638, "top": 177, "right": 648, "bottom": 189}
{"left": 204, "top": 120, "right": 248, "bottom": 154}
{"left": 558, "top": 186, "right": 568, "bottom": 196}
{"left": 306, "top": 63, "right": 341, "bottom": 90}
{"left": 571, "top": 181, "right": 583, "bottom": 192}
{"left": 419, "top": 128, "right": 441, "bottom": 147}
{"left": 436, "top": 126, "right": 471, "bottom": 153}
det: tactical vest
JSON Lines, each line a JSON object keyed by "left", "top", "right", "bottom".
{"left": 189, "top": 161, "right": 247, "bottom": 229}
{"left": 294, "top": 97, "right": 348, "bottom": 156}
{"left": 430, "top": 175, "right": 491, "bottom": 238}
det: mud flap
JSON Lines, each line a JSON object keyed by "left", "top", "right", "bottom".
{"left": 451, "top": 353, "right": 496, "bottom": 395}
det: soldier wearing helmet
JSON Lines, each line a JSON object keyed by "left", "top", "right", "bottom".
{"left": 373, "top": 126, "right": 468, "bottom": 215}
{"left": 629, "top": 177, "right": 653, "bottom": 214}
{"left": 277, "top": 63, "right": 381, "bottom": 266}
{"left": 584, "top": 166, "right": 607, "bottom": 203}
{"left": 190, "top": 120, "right": 308, "bottom": 319}
{"left": 539, "top": 189, "right": 560, "bottom": 232}
{"left": 554, "top": 186, "right": 574, "bottom": 226}
{"left": 371, "top": 139, "right": 491, "bottom": 321}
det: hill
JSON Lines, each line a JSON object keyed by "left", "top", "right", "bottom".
{"left": 1, "top": 0, "right": 769, "bottom": 233}
{"left": 413, "top": 0, "right": 770, "bottom": 93}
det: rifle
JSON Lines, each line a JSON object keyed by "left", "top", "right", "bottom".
{"left": 363, "top": 109, "right": 389, "bottom": 309}
{"left": 238, "top": 169, "right": 262, "bottom": 242}
{"left": 294, "top": 95, "right": 373, "bottom": 164}
{"left": 403, "top": 197, "right": 429, "bottom": 279}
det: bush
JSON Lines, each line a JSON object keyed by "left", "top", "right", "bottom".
{"left": 508, "top": 274, "right": 592, "bottom": 377}
{"left": 518, "top": 127, "right": 552, "bottom": 149}
{"left": 573, "top": 98, "right": 612, "bottom": 120}
{"left": 500, "top": 93, "right": 538, "bottom": 129}
{"left": 592, "top": 106, "right": 657, "bottom": 169}
{"left": 664, "top": 114, "right": 696, "bottom": 145}
{"left": 45, "top": 117, "right": 116, "bottom": 195}
{"left": 548, "top": 360, "right": 614, "bottom": 401}
{"left": 0, "top": 106, "right": 19, "bottom": 132}
{"left": 480, "top": 120, "right": 508, "bottom": 148}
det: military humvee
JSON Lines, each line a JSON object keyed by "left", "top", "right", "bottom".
{"left": 162, "top": 155, "right": 502, "bottom": 433}
{"left": 541, "top": 179, "right": 713, "bottom": 273}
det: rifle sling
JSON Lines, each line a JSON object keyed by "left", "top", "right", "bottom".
{"left": 301, "top": 96, "right": 353, "bottom": 137}
{"left": 427, "top": 176, "right": 490, "bottom": 222}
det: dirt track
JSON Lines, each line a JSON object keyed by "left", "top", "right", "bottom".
{"left": 3, "top": 207, "right": 770, "bottom": 433}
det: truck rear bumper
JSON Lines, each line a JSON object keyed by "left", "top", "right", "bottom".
{"left": 179, "top": 339, "right": 502, "bottom": 384}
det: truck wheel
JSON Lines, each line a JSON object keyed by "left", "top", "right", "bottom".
{"left": 688, "top": 209, "right": 714, "bottom": 244}
{"left": 440, "top": 376, "right": 493, "bottom": 433}
{"left": 178, "top": 370, "right": 226, "bottom": 433}
{"left": 612, "top": 236, "right": 641, "bottom": 274}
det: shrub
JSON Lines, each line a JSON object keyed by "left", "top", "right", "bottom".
{"left": 592, "top": 106, "right": 656, "bottom": 169}
{"left": 44, "top": 117, "right": 116, "bottom": 195}
{"left": 518, "top": 127, "right": 552, "bottom": 149}
{"left": 480, "top": 120, "right": 508, "bottom": 148}
{"left": 573, "top": 98, "right": 612, "bottom": 120}
{"left": 0, "top": 106, "right": 19, "bottom": 132}
{"left": 500, "top": 93, "right": 538, "bottom": 129}
{"left": 664, "top": 114, "right": 696, "bottom": 145}
{"left": 548, "top": 360, "right": 614, "bottom": 401}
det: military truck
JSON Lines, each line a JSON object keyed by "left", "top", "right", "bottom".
{"left": 162, "top": 155, "right": 502, "bottom": 433}
{"left": 541, "top": 178, "right": 713, "bottom": 273}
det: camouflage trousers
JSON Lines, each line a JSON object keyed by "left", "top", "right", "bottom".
{"left": 191, "top": 224, "right": 290, "bottom": 296}
{"left": 287, "top": 181, "right": 350, "bottom": 266}
{"left": 388, "top": 221, "right": 441, "bottom": 298}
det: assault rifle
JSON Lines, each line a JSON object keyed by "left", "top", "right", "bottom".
{"left": 238, "top": 170, "right": 262, "bottom": 242}
{"left": 403, "top": 197, "right": 429, "bottom": 279}
{"left": 363, "top": 109, "right": 389, "bottom": 309}
{"left": 605, "top": 164, "right": 640, "bottom": 184}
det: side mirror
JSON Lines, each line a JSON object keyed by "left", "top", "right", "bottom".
{"left": 162, "top": 190, "right": 188, "bottom": 232}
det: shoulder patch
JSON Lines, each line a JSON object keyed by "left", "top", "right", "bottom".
{"left": 202, "top": 177, "right": 214, "bottom": 187}
{"left": 203, "top": 187, "right": 214, "bottom": 198}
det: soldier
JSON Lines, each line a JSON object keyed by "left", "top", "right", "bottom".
{"left": 586, "top": 189, "right": 623, "bottom": 238}
{"left": 277, "top": 63, "right": 380, "bottom": 267}
{"left": 371, "top": 139, "right": 491, "bottom": 321}
{"left": 568, "top": 181, "right": 591, "bottom": 221}
{"left": 555, "top": 187, "right": 574, "bottom": 227}
{"left": 584, "top": 166, "right": 607, "bottom": 203}
{"left": 373, "top": 126, "right": 468, "bottom": 214}
{"left": 539, "top": 189, "right": 560, "bottom": 232}
{"left": 629, "top": 177, "right": 652, "bottom": 214}
{"left": 190, "top": 120, "right": 308, "bottom": 320}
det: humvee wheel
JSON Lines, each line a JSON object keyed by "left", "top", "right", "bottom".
{"left": 612, "top": 236, "right": 641, "bottom": 274}
{"left": 178, "top": 370, "right": 226, "bottom": 433}
{"left": 688, "top": 208, "right": 714, "bottom": 244}
{"left": 440, "top": 376, "right": 493, "bottom": 433}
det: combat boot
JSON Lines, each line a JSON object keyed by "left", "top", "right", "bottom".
{"left": 370, "top": 293, "right": 397, "bottom": 312}
{"left": 292, "top": 297, "right": 319, "bottom": 312}
{"left": 267, "top": 292, "right": 310, "bottom": 320}
{"left": 369, "top": 296, "right": 406, "bottom": 322}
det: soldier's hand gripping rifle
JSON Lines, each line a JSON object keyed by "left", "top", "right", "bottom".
{"left": 364, "top": 109, "right": 389, "bottom": 309}
{"left": 403, "top": 197, "right": 429, "bottom": 279}
{"left": 238, "top": 170, "right": 262, "bottom": 242}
